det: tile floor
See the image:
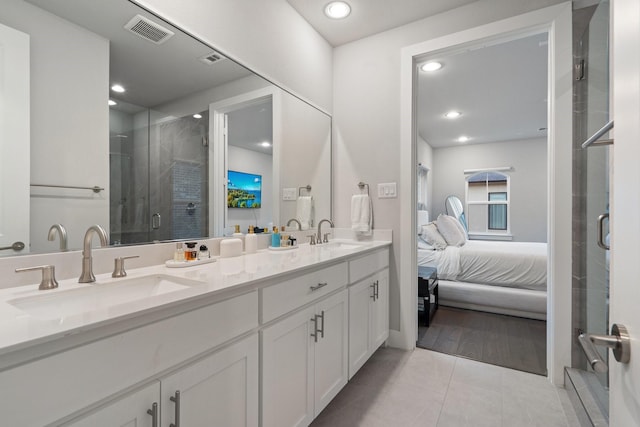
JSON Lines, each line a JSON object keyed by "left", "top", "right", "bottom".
{"left": 311, "top": 347, "right": 582, "bottom": 427}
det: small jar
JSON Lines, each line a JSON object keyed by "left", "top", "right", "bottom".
{"left": 198, "top": 244, "right": 210, "bottom": 259}
{"left": 184, "top": 242, "right": 198, "bottom": 261}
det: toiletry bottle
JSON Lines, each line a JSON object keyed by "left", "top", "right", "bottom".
{"left": 185, "top": 242, "right": 197, "bottom": 260}
{"left": 174, "top": 242, "right": 185, "bottom": 261}
{"left": 233, "top": 224, "right": 244, "bottom": 237}
{"left": 198, "top": 244, "right": 210, "bottom": 259}
{"left": 245, "top": 225, "right": 258, "bottom": 254}
{"left": 271, "top": 227, "right": 280, "bottom": 248}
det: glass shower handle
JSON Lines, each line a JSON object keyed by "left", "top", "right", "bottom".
{"left": 152, "top": 213, "right": 161, "bottom": 230}
{"left": 597, "top": 213, "right": 609, "bottom": 250}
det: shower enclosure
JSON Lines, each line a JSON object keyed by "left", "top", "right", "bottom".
{"left": 569, "top": 0, "right": 611, "bottom": 424}
{"left": 109, "top": 102, "right": 209, "bottom": 245}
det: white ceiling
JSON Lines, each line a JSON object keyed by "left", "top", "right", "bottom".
{"left": 27, "top": 0, "right": 253, "bottom": 108}
{"left": 417, "top": 32, "right": 549, "bottom": 148}
{"left": 286, "top": 0, "right": 549, "bottom": 148}
{"left": 227, "top": 99, "right": 273, "bottom": 155}
{"left": 286, "top": 0, "right": 479, "bottom": 46}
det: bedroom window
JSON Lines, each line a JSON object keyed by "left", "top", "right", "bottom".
{"left": 465, "top": 171, "right": 510, "bottom": 238}
{"left": 488, "top": 192, "right": 507, "bottom": 230}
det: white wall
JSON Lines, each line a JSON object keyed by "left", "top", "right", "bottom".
{"left": 333, "top": 0, "right": 565, "bottom": 332}
{"left": 134, "top": 0, "right": 333, "bottom": 114}
{"left": 432, "top": 138, "right": 547, "bottom": 242}
{"left": 2, "top": 0, "right": 109, "bottom": 253}
{"left": 227, "top": 145, "right": 273, "bottom": 232}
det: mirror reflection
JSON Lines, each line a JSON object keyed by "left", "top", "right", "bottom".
{"left": 0, "top": 0, "right": 331, "bottom": 256}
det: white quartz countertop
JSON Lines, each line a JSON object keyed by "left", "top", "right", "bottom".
{"left": 0, "top": 240, "right": 390, "bottom": 365}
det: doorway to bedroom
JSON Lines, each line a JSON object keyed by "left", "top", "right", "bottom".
{"left": 413, "top": 31, "right": 549, "bottom": 375}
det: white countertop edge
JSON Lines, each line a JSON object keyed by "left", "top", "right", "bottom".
{"left": 0, "top": 239, "right": 391, "bottom": 370}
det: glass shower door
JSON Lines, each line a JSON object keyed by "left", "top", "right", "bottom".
{"left": 571, "top": 0, "right": 611, "bottom": 419}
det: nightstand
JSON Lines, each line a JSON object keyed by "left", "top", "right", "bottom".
{"left": 418, "top": 266, "right": 438, "bottom": 327}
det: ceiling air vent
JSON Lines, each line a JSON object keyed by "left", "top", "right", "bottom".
{"left": 200, "top": 52, "right": 226, "bottom": 65}
{"left": 124, "top": 15, "right": 175, "bottom": 45}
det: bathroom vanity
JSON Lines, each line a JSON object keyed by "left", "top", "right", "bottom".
{"left": 0, "top": 239, "right": 390, "bottom": 426}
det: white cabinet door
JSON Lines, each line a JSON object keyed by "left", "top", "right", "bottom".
{"left": 371, "top": 269, "right": 389, "bottom": 350}
{"left": 348, "top": 277, "right": 374, "bottom": 379}
{"left": 348, "top": 269, "right": 389, "bottom": 379}
{"left": 262, "top": 306, "right": 315, "bottom": 427}
{"left": 314, "top": 289, "right": 348, "bottom": 416}
{"left": 64, "top": 382, "right": 160, "bottom": 427}
{"left": 161, "top": 334, "right": 259, "bottom": 427}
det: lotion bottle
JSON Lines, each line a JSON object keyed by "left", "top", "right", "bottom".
{"left": 245, "top": 225, "right": 258, "bottom": 254}
{"left": 271, "top": 226, "right": 280, "bottom": 248}
{"left": 233, "top": 224, "right": 244, "bottom": 237}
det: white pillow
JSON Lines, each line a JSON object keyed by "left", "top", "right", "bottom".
{"left": 436, "top": 214, "right": 466, "bottom": 247}
{"left": 419, "top": 223, "right": 447, "bottom": 250}
{"left": 417, "top": 237, "right": 435, "bottom": 250}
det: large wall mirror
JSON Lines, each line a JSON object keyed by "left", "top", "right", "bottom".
{"left": 0, "top": 0, "right": 331, "bottom": 256}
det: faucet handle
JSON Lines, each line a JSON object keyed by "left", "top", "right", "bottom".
{"left": 15, "top": 265, "right": 59, "bottom": 290}
{"left": 308, "top": 235, "right": 316, "bottom": 245}
{"left": 112, "top": 256, "right": 140, "bottom": 278}
{"left": 323, "top": 233, "right": 330, "bottom": 244}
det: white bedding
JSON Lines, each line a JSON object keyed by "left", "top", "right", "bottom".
{"left": 418, "top": 240, "right": 547, "bottom": 291}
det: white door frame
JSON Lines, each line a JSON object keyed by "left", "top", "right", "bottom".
{"left": 0, "top": 23, "right": 30, "bottom": 254}
{"left": 399, "top": 3, "right": 572, "bottom": 385}
{"left": 209, "top": 87, "right": 282, "bottom": 236}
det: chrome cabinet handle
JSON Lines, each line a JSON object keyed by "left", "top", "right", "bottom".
{"left": 152, "top": 213, "right": 161, "bottom": 230}
{"left": 578, "top": 323, "right": 630, "bottom": 373}
{"left": 374, "top": 280, "right": 379, "bottom": 300}
{"left": 169, "top": 390, "right": 181, "bottom": 427}
{"left": 370, "top": 282, "right": 376, "bottom": 300}
{"left": 597, "top": 213, "right": 610, "bottom": 250}
{"left": 310, "top": 282, "right": 328, "bottom": 292}
{"left": 319, "top": 310, "right": 325, "bottom": 339}
{"left": 146, "top": 402, "right": 158, "bottom": 427}
{"left": 310, "top": 316, "right": 319, "bottom": 342}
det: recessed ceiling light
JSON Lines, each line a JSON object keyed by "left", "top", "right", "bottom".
{"left": 420, "top": 62, "right": 442, "bottom": 72}
{"left": 444, "top": 111, "right": 461, "bottom": 119}
{"left": 324, "top": 1, "right": 351, "bottom": 19}
{"left": 108, "top": 100, "right": 117, "bottom": 106}
{"left": 260, "top": 141, "right": 272, "bottom": 147}
{"left": 193, "top": 113, "right": 202, "bottom": 119}
{"left": 457, "top": 136, "right": 470, "bottom": 143}
{"left": 111, "top": 84, "right": 125, "bottom": 93}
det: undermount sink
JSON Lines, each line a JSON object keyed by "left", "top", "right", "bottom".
{"left": 8, "top": 274, "right": 206, "bottom": 320}
{"left": 322, "top": 240, "right": 370, "bottom": 251}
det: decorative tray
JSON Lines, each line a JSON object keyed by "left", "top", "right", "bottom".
{"left": 268, "top": 245, "right": 299, "bottom": 251}
{"left": 165, "top": 257, "right": 217, "bottom": 268}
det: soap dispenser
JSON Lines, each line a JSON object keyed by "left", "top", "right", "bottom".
{"left": 271, "top": 227, "right": 280, "bottom": 248}
{"left": 233, "top": 224, "right": 244, "bottom": 237}
{"left": 245, "top": 225, "right": 258, "bottom": 254}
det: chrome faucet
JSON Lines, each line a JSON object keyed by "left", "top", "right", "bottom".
{"left": 47, "top": 224, "right": 68, "bottom": 251}
{"left": 79, "top": 225, "right": 109, "bottom": 283}
{"left": 317, "top": 219, "right": 334, "bottom": 244}
{"left": 287, "top": 218, "right": 302, "bottom": 230}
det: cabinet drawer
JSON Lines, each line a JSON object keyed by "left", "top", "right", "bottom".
{"left": 349, "top": 248, "right": 389, "bottom": 283}
{"left": 261, "top": 263, "right": 348, "bottom": 323}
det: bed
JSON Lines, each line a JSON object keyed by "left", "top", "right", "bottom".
{"left": 418, "top": 237, "right": 548, "bottom": 320}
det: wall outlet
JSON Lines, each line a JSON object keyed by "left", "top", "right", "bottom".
{"left": 282, "top": 187, "right": 297, "bottom": 201}
{"left": 378, "top": 182, "right": 397, "bottom": 199}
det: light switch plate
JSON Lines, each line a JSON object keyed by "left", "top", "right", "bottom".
{"left": 282, "top": 188, "right": 297, "bottom": 201}
{"left": 378, "top": 182, "right": 397, "bottom": 199}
